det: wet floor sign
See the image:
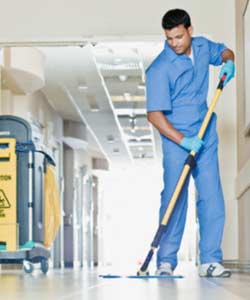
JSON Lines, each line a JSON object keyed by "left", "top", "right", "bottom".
{"left": 0, "top": 189, "right": 11, "bottom": 217}
{"left": 0, "top": 138, "right": 18, "bottom": 251}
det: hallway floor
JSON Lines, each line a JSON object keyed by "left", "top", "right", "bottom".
{"left": 0, "top": 262, "right": 249, "bottom": 300}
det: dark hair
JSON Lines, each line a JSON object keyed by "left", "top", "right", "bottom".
{"left": 162, "top": 9, "right": 191, "bottom": 30}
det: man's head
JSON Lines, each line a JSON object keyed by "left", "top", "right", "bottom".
{"left": 162, "top": 9, "right": 193, "bottom": 55}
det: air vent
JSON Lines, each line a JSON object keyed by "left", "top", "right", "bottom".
{"left": 113, "top": 148, "right": 120, "bottom": 153}
{"left": 128, "top": 138, "right": 152, "bottom": 143}
{"left": 106, "top": 134, "right": 115, "bottom": 143}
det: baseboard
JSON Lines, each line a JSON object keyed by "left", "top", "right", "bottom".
{"left": 223, "top": 259, "right": 250, "bottom": 273}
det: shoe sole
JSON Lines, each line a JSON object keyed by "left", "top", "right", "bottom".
{"left": 199, "top": 270, "right": 232, "bottom": 278}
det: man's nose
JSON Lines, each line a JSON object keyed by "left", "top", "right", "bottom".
{"left": 172, "top": 39, "right": 177, "bottom": 47}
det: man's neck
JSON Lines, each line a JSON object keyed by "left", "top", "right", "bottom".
{"left": 185, "top": 46, "right": 192, "bottom": 56}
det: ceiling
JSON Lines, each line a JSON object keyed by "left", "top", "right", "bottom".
{"left": 0, "top": 0, "right": 233, "bottom": 43}
{"left": 40, "top": 41, "right": 163, "bottom": 166}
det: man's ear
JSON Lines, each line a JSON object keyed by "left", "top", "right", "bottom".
{"left": 188, "top": 26, "right": 193, "bottom": 36}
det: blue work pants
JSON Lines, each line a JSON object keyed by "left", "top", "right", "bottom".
{"left": 157, "top": 114, "right": 225, "bottom": 270}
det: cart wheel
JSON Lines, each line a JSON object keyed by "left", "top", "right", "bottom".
{"left": 23, "top": 261, "right": 34, "bottom": 274}
{"left": 41, "top": 258, "right": 49, "bottom": 274}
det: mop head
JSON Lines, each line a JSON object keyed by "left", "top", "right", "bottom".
{"left": 99, "top": 265, "right": 184, "bottom": 279}
{"left": 99, "top": 274, "right": 184, "bottom": 279}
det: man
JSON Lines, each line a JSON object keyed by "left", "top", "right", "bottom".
{"left": 146, "top": 9, "right": 235, "bottom": 277}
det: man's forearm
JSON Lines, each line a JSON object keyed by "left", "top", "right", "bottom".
{"left": 221, "top": 48, "right": 235, "bottom": 62}
{"left": 147, "top": 111, "right": 183, "bottom": 144}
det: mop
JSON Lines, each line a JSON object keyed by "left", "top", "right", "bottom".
{"left": 100, "top": 75, "right": 227, "bottom": 279}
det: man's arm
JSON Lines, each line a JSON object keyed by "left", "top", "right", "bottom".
{"left": 147, "top": 111, "right": 204, "bottom": 153}
{"left": 147, "top": 111, "right": 183, "bottom": 144}
{"left": 221, "top": 48, "right": 235, "bottom": 62}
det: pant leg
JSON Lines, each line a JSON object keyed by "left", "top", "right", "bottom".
{"left": 157, "top": 139, "right": 191, "bottom": 270}
{"left": 192, "top": 115, "right": 225, "bottom": 264}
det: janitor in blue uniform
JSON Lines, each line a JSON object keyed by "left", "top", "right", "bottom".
{"left": 146, "top": 9, "right": 235, "bottom": 277}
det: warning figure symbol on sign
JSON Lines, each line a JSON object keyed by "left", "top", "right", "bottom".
{"left": 0, "top": 189, "right": 11, "bottom": 209}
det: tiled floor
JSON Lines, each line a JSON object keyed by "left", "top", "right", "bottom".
{"left": 0, "top": 262, "right": 249, "bottom": 300}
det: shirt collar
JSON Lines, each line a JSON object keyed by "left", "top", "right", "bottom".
{"left": 164, "top": 40, "right": 178, "bottom": 62}
{"left": 164, "top": 37, "right": 203, "bottom": 62}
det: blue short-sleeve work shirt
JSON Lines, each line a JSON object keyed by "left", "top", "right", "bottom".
{"left": 146, "top": 37, "right": 227, "bottom": 115}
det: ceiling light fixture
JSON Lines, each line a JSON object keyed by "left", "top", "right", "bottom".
{"left": 78, "top": 85, "right": 88, "bottom": 91}
{"left": 118, "top": 75, "right": 128, "bottom": 82}
{"left": 130, "top": 128, "right": 136, "bottom": 134}
{"left": 124, "top": 93, "right": 131, "bottom": 101}
{"left": 98, "top": 62, "right": 139, "bottom": 70}
{"left": 114, "top": 58, "right": 122, "bottom": 64}
{"left": 137, "top": 84, "right": 145, "bottom": 90}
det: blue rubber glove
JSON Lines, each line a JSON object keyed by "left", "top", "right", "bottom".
{"left": 180, "top": 136, "right": 204, "bottom": 153}
{"left": 219, "top": 60, "right": 235, "bottom": 87}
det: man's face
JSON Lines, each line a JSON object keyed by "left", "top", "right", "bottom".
{"left": 165, "top": 24, "right": 193, "bottom": 55}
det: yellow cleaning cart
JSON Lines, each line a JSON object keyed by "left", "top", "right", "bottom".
{"left": 0, "top": 115, "right": 61, "bottom": 274}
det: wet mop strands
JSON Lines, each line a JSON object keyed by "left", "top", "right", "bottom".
{"left": 99, "top": 274, "right": 184, "bottom": 279}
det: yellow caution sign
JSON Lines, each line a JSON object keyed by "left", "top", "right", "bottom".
{"left": 0, "top": 138, "right": 18, "bottom": 251}
{"left": 44, "top": 164, "right": 61, "bottom": 248}
{"left": 0, "top": 189, "right": 11, "bottom": 217}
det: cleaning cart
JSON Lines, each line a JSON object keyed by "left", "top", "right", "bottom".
{"left": 0, "top": 115, "right": 61, "bottom": 274}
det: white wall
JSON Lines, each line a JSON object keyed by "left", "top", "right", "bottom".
{"left": 208, "top": 0, "right": 238, "bottom": 260}
{"left": 235, "top": 0, "right": 250, "bottom": 260}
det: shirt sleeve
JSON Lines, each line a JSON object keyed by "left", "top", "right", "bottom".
{"left": 146, "top": 65, "right": 172, "bottom": 112}
{"left": 207, "top": 39, "right": 227, "bottom": 66}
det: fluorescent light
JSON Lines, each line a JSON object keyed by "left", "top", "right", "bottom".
{"left": 114, "top": 58, "right": 122, "bottom": 63}
{"left": 137, "top": 84, "right": 145, "bottom": 90}
{"left": 118, "top": 75, "right": 128, "bottom": 82}
{"left": 78, "top": 85, "right": 88, "bottom": 91}
{"left": 124, "top": 93, "right": 131, "bottom": 101}
{"left": 98, "top": 62, "right": 140, "bottom": 70}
